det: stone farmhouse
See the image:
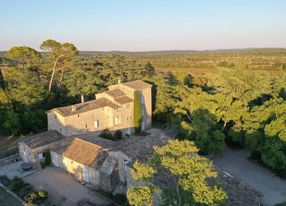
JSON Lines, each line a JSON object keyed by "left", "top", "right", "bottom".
{"left": 46, "top": 79, "right": 152, "bottom": 137}
{"left": 18, "top": 80, "right": 263, "bottom": 205}
{"left": 18, "top": 80, "right": 153, "bottom": 191}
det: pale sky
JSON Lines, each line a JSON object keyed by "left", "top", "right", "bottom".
{"left": 0, "top": 0, "right": 286, "bottom": 51}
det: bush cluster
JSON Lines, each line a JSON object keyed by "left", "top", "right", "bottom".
{"left": 99, "top": 129, "right": 123, "bottom": 140}
{"left": 0, "top": 175, "right": 51, "bottom": 205}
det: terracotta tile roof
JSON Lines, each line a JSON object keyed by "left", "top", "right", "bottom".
{"left": 55, "top": 138, "right": 108, "bottom": 168}
{"left": 123, "top": 80, "right": 152, "bottom": 90}
{"left": 105, "top": 89, "right": 125, "bottom": 98}
{"left": 49, "top": 98, "right": 120, "bottom": 117}
{"left": 21, "top": 131, "right": 65, "bottom": 149}
{"left": 115, "top": 96, "right": 133, "bottom": 104}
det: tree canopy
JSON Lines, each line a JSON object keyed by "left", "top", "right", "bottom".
{"left": 127, "top": 140, "right": 227, "bottom": 206}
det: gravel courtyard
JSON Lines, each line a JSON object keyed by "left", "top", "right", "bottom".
{"left": 213, "top": 148, "right": 286, "bottom": 206}
{"left": 23, "top": 167, "right": 114, "bottom": 206}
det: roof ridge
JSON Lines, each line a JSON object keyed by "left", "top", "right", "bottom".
{"left": 74, "top": 137, "right": 103, "bottom": 149}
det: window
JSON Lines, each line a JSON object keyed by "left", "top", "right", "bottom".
{"left": 94, "top": 120, "right": 99, "bottom": 128}
{"left": 114, "top": 116, "right": 121, "bottom": 125}
{"left": 78, "top": 114, "right": 80, "bottom": 117}
{"left": 38, "top": 153, "right": 43, "bottom": 159}
{"left": 126, "top": 103, "right": 130, "bottom": 108}
{"left": 130, "top": 116, "right": 133, "bottom": 120}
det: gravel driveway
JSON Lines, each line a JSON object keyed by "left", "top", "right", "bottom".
{"left": 213, "top": 148, "right": 286, "bottom": 206}
{"left": 23, "top": 167, "right": 114, "bottom": 206}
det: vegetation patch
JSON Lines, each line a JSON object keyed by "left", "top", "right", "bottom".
{"left": 0, "top": 176, "right": 53, "bottom": 205}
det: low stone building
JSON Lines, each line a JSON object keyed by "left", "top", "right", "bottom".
{"left": 18, "top": 131, "right": 65, "bottom": 169}
{"left": 50, "top": 137, "right": 123, "bottom": 192}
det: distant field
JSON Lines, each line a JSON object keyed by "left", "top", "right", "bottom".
{"left": 156, "top": 67, "right": 219, "bottom": 76}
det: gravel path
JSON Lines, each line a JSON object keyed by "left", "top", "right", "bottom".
{"left": 23, "top": 167, "right": 114, "bottom": 206}
{"left": 213, "top": 148, "right": 286, "bottom": 206}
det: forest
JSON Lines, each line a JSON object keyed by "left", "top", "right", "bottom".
{"left": 0, "top": 41, "right": 285, "bottom": 179}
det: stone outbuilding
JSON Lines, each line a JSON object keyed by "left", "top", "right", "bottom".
{"left": 18, "top": 131, "right": 65, "bottom": 169}
{"left": 50, "top": 137, "right": 126, "bottom": 192}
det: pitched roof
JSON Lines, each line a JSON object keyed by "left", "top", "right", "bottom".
{"left": 105, "top": 89, "right": 125, "bottom": 98}
{"left": 123, "top": 80, "right": 152, "bottom": 90}
{"left": 215, "top": 167, "right": 263, "bottom": 206}
{"left": 21, "top": 131, "right": 64, "bottom": 149}
{"left": 115, "top": 96, "right": 133, "bottom": 104}
{"left": 79, "top": 129, "right": 171, "bottom": 163}
{"left": 49, "top": 98, "right": 120, "bottom": 117}
{"left": 55, "top": 138, "right": 107, "bottom": 168}
{"left": 53, "top": 129, "right": 262, "bottom": 205}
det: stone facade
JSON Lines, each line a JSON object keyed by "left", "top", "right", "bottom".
{"left": 50, "top": 138, "right": 125, "bottom": 192}
{"left": 18, "top": 131, "right": 65, "bottom": 169}
{"left": 47, "top": 80, "right": 152, "bottom": 137}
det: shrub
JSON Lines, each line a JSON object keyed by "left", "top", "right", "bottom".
{"left": 113, "top": 194, "right": 129, "bottom": 205}
{"left": 18, "top": 184, "right": 34, "bottom": 199}
{"left": 2, "top": 111, "right": 21, "bottom": 135}
{"left": 99, "top": 129, "right": 113, "bottom": 139}
{"left": 8, "top": 177, "right": 25, "bottom": 193}
{"left": 38, "top": 190, "right": 48, "bottom": 199}
{"left": 24, "top": 191, "right": 38, "bottom": 204}
{"left": 113, "top": 130, "right": 123, "bottom": 140}
{"left": 250, "top": 150, "right": 262, "bottom": 161}
{"left": 0, "top": 175, "right": 10, "bottom": 186}
{"left": 43, "top": 150, "right": 51, "bottom": 167}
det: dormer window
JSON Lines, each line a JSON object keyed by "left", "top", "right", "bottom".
{"left": 71, "top": 106, "right": 77, "bottom": 112}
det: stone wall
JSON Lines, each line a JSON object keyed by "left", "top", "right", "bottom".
{"left": 0, "top": 154, "right": 20, "bottom": 166}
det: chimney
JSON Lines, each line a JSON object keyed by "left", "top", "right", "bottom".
{"left": 118, "top": 78, "right": 121, "bottom": 84}
{"left": 71, "top": 106, "right": 77, "bottom": 112}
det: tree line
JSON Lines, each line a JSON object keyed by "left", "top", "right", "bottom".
{"left": 147, "top": 66, "right": 286, "bottom": 177}
{"left": 0, "top": 40, "right": 155, "bottom": 135}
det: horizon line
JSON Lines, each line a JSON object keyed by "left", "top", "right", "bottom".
{"left": 1, "top": 47, "right": 286, "bottom": 53}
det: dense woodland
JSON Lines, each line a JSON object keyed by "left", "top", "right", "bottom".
{"left": 0, "top": 42, "right": 286, "bottom": 182}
